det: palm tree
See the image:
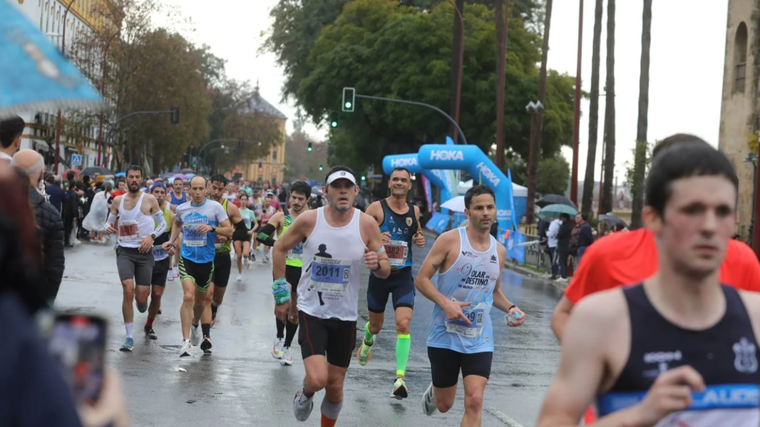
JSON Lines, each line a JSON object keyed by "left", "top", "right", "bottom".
{"left": 600, "top": 0, "right": 616, "bottom": 214}
{"left": 630, "top": 0, "right": 652, "bottom": 228}
{"left": 581, "top": 0, "right": 604, "bottom": 215}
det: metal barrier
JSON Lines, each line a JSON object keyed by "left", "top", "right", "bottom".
{"left": 521, "top": 233, "right": 551, "bottom": 272}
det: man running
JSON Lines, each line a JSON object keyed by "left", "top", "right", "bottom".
{"left": 272, "top": 167, "right": 390, "bottom": 427}
{"left": 168, "top": 177, "right": 188, "bottom": 280}
{"left": 537, "top": 138, "right": 760, "bottom": 426}
{"left": 206, "top": 175, "right": 245, "bottom": 331}
{"left": 257, "top": 181, "right": 312, "bottom": 366}
{"left": 144, "top": 181, "right": 175, "bottom": 339}
{"left": 258, "top": 195, "right": 276, "bottom": 263}
{"left": 162, "top": 176, "right": 232, "bottom": 357}
{"left": 356, "top": 167, "right": 425, "bottom": 398}
{"left": 416, "top": 184, "right": 525, "bottom": 426}
{"left": 105, "top": 166, "right": 165, "bottom": 351}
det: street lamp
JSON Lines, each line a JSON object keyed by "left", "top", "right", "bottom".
{"left": 53, "top": 0, "right": 77, "bottom": 175}
{"left": 524, "top": 100, "right": 544, "bottom": 224}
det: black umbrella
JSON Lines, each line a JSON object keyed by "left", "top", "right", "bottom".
{"left": 599, "top": 213, "right": 628, "bottom": 228}
{"left": 79, "top": 166, "right": 113, "bottom": 178}
{"left": 536, "top": 194, "right": 577, "bottom": 209}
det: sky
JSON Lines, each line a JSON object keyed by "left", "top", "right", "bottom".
{"left": 155, "top": 0, "right": 730, "bottom": 183}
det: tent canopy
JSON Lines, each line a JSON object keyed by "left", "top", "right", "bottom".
{"left": 458, "top": 179, "right": 527, "bottom": 197}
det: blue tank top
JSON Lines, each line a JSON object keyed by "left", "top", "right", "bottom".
{"left": 597, "top": 284, "right": 760, "bottom": 426}
{"left": 378, "top": 199, "right": 417, "bottom": 270}
{"left": 170, "top": 191, "right": 187, "bottom": 205}
{"left": 426, "top": 227, "right": 500, "bottom": 354}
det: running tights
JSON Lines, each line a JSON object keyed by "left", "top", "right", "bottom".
{"left": 276, "top": 318, "right": 298, "bottom": 347}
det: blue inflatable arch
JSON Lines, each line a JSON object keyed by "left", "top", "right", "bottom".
{"left": 381, "top": 154, "right": 453, "bottom": 208}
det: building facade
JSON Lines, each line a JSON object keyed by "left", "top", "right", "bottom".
{"left": 229, "top": 86, "right": 287, "bottom": 186}
{"left": 10, "top": 0, "right": 113, "bottom": 171}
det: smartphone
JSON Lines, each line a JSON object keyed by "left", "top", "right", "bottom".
{"left": 47, "top": 314, "right": 107, "bottom": 406}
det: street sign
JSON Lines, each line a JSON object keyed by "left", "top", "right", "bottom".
{"left": 71, "top": 154, "right": 82, "bottom": 166}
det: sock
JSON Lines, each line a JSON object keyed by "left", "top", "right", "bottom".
{"left": 320, "top": 398, "right": 342, "bottom": 427}
{"left": 364, "top": 322, "right": 374, "bottom": 345}
{"left": 321, "top": 415, "right": 337, "bottom": 427}
{"left": 284, "top": 319, "right": 298, "bottom": 347}
{"left": 276, "top": 318, "right": 285, "bottom": 339}
{"left": 125, "top": 322, "right": 133, "bottom": 339}
{"left": 395, "top": 333, "right": 411, "bottom": 377}
{"left": 201, "top": 323, "right": 211, "bottom": 338}
{"left": 303, "top": 387, "right": 314, "bottom": 398}
{"left": 145, "top": 317, "right": 154, "bottom": 328}
{"left": 211, "top": 302, "right": 219, "bottom": 318}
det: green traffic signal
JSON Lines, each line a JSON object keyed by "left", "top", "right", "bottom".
{"left": 361, "top": 175, "right": 366, "bottom": 181}
{"left": 308, "top": 142, "right": 313, "bottom": 152}
{"left": 330, "top": 120, "right": 338, "bottom": 129}
{"left": 319, "top": 164, "right": 323, "bottom": 171}
{"left": 344, "top": 101, "right": 352, "bottom": 110}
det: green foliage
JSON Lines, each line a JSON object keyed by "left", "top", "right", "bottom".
{"left": 625, "top": 140, "right": 653, "bottom": 197}
{"left": 535, "top": 153, "right": 569, "bottom": 195}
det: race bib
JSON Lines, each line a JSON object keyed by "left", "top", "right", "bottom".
{"left": 214, "top": 234, "right": 223, "bottom": 250}
{"left": 118, "top": 220, "right": 139, "bottom": 243}
{"left": 287, "top": 243, "right": 304, "bottom": 261}
{"left": 152, "top": 245, "right": 168, "bottom": 261}
{"left": 445, "top": 302, "right": 485, "bottom": 338}
{"left": 184, "top": 224, "right": 207, "bottom": 247}
{"left": 310, "top": 256, "right": 351, "bottom": 293}
{"left": 385, "top": 240, "right": 409, "bottom": 267}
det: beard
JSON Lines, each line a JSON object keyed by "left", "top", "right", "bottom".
{"left": 128, "top": 183, "right": 140, "bottom": 193}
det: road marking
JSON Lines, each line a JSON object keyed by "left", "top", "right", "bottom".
{"left": 485, "top": 407, "right": 525, "bottom": 427}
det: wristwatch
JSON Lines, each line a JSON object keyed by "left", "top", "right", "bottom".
{"left": 211, "top": 226, "right": 217, "bottom": 233}
{"left": 150, "top": 233, "right": 157, "bottom": 240}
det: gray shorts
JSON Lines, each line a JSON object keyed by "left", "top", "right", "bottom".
{"left": 116, "top": 246, "right": 155, "bottom": 285}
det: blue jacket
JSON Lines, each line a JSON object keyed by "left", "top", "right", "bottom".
{"left": 46, "top": 183, "right": 66, "bottom": 214}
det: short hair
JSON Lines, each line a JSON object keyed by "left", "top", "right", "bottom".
{"left": 11, "top": 153, "right": 44, "bottom": 183}
{"left": 82, "top": 175, "right": 91, "bottom": 183}
{"left": 210, "top": 174, "right": 228, "bottom": 186}
{"left": 651, "top": 134, "right": 711, "bottom": 161}
{"left": 66, "top": 171, "right": 75, "bottom": 181}
{"left": 0, "top": 116, "right": 25, "bottom": 149}
{"left": 325, "top": 165, "right": 355, "bottom": 185}
{"left": 290, "top": 181, "right": 312, "bottom": 199}
{"left": 645, "top": 140, "right": 738, "bottom": 215}
{"left": 581, "top": 212, "right": 589, "bottom": 221}
{"left": 173, "top": 176, "right": 183, "bottom": 183}
{"left": 190, "top": 175, "right": 207, "bottom": 187}
{"left": 45, "top": 174, "right": 55, "bottom": 184}
{"left": 126, "top": 165, "right": 143, "bottom": 177}
{"left": 238, "top": 191, "right": 248, "bottom": 199}
{"left": 560, "top": 213, "right": 571, "bottom": 221}
{"left": 390, "top": 167, "right": 411, "bottom": 178}
{"left": 464, "top": 184, "right": 495, "bottom": 210}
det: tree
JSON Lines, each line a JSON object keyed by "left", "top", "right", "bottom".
{"left": 624, "top": 141, "right": 652, "bottom": 201}
{"left": 449, "top": 0, "right": 465, "bottom": 143}
{"left": 630, "top": 0, "right": 652, "bottom": 229}
{"left": 535, "top": 153, "right": 570, "bottom": 195}
{"left": 581, "top": 0, "right": 603, "bottom": 215}
{"left": 600, "top": 0, "right": 616, "bottom": 214}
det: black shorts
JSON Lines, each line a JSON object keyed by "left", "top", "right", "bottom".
{"left": 179, "top": 257, "right": 214, "bottom": 292}
{"left": 233, "top": 227, "right": 250, "bottom": 242}
{"left": 151, "top": 257, "right": 171, "bottom": 287}
{"left": 367, "top": 267, "right": 415, "bottom": 313}
{"left": 285, "top": 265, "right": 301, "bottom": 289}
{"left": 428, "top": 347, "right": 493, "bottom": 388}
{"left": 212, "top": 252, "right": 232, "bottom": 288}
{"left": 298, "top": 312, "right": 357, "bottom": 368}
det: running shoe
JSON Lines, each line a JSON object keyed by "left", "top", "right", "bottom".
{"left": 280, "top": 347, "right": 293, "bottom": 366}
{"left": 166, "top": 271, "right": 173, "bottom": 282}
{"left": 392, "top": 378, "right": 409, "bottom": 399}
{"left": 144, "top": 325, "right": 157, "bottom": 340}
{"left": 119, "top": 337, "right": 134, "bottom": 352}
{"left": 356, "top": 339, "right": 373, "bottom": 366}
{"left": 179, "top": 340, "right": 192, "bottom": 358}
{"left": 293, "top": 390, "right": 314, "bottom": 421}
{"left": 421, "top": 382, "right": 438, "bottom": 416}
{"left": 250, "top": 252, "right": 256, "bottom": 262}
{"left": 272, "top": 337, "right": 284, "bottom": 359}
{"left": 263, "top": 253, "right": 270, "bottom": 264}
{"left": 236, "top": 274, "right": 243, "bottom": 282}
{"left": 201, "top": 337, "right": 213, "bottom": 354}
{"left": 190, "top": 324, "right": 201, "bottom": 346}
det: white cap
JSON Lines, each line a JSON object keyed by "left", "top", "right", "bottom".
{"left": 326, "top": 170, "right": 357, "bottom": 186}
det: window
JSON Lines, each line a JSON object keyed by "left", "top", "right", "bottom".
{"left": 271, "top": 150, "right": 277, "bottom": 164}
{"left": 734, "top": 22, "right": 748, "bottom": 94}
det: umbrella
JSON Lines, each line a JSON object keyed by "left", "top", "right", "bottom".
{"left": 599, "top": 213, "right": 628, "bottom": 228}
{"left": 0, "top": 1, "right": 102, "bottom": 118}
{"left": 173, "top": 173, "right": 186, "bottom": 180}
{"left": 537, "top": 194, "right": 577, "bottom": 209}
{"left": 80, "top": 166, "right": 112, "bottom": 177}
{"left": 441, "top": 196, "right": 466, "bottom": 213}
{"left": 115, "top": 172, "right": 126, "bottom": 178}
{"left": 184, "top": 173, "right": 196, "bottom": 179}
{"left": 537, "top": 203, "right": 578, "bottom": 221}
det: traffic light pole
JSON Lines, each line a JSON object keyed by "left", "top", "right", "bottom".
{"left": 354, "top": 94, "right": 468, "bottom": 145}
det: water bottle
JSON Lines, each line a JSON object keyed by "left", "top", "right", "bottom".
{"left": 506, "top": 311, "right": 522, "bottom": 325}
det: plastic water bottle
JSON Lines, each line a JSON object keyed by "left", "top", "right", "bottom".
{"left": 506, "top": 311, "right": 522, "bottom": 325}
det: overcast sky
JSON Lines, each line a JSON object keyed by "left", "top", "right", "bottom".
{"left": 156, "top": 0, "right": 729, "bottom": 183}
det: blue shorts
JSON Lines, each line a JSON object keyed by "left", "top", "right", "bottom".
{"left": 367, "top": 267, "right": 415, "bottom": 313}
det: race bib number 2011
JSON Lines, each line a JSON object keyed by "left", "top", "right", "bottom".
{"left": 310, "top": 255, "right": 351, "bottom": 293}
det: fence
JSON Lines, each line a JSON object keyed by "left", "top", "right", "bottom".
{"left": 520, "top": 233, "right": 552, "bottom": 272}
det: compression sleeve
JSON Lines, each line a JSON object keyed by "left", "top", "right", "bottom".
{"left": 256, "top": 224, "right": 277, "bottom": 247}
{"left": 152, "top": 211, "right": 167, "bottom": 237}
{"left": 105, "top": 213, "right": 117, "bottom": 230}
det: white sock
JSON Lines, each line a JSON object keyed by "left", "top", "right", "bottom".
{"left": 125, "top": 322, "right": 134, "bottom": 339}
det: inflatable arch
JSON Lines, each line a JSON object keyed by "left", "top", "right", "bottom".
{"left": 381, "top": 153, "right": 454, "bottom": 209}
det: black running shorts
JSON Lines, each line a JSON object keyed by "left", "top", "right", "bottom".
{"left": 212, "top": 252, "right": 232, "bottom": 288}
{"left": 367, "top": 267, "right": 415, "bottom": 313}
{"left": 116, "top": 246, "right": 155, "bottom": 285}
{"left": 285, "top": 265, "right": 301, "bottom": 289}
{"left": 427, "top": 347, "right": 493, "bottom": 388}
{"left": 179, "top": 257, "right": 214, "bottom": 292}
{"left": 298, "top": 312, "right": 357, "bottom": 368}
{"left": 233, "top": 227, "right": 250, "bottom": 242}
{"left": 151, "top": 257, "right": 171, "bottom": 287}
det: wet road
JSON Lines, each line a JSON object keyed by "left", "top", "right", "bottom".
{"left": 57, "top": 234, "right": 563, "bottom": 426}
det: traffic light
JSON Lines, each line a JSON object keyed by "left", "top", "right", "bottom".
{"left": 342, "top": 87, "right": 355, "bottom": 112}
{"left": 361, "top": 175, "right": 366, "bottom": 181}
{"left": 319, "top": 164, "right": 323, "bottom": 171}
{"left": 237, "top": 139, "right": 244, "bottom": 155}
{"left": 329, "top": 114, "right": 339, "bottom": 129}
{"left": 308, "top": 142, "right": 313, "bottom": 152}
{"left": 170, "top": 107, "right": 179, "bottom": 124}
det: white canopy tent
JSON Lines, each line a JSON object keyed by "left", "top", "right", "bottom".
{"left": 457, "top": 179, "right": 527, "bottom": 197}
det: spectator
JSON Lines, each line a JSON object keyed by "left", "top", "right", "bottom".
{"left": 0, "top": 115, "right": 24, "bottom": 163}
{"left": 547, "top": 216, "right": 560, "bottom": 279}
{"left": 62, "top": 180, "right": 79, "bottom": 247}
{"left": 12, "top": 150, "right": 65, "bottom": 303}
{"left": 45, "top": 174, "right": 67, "bottom": 213}
{"left": 575, "top": 212, "right": 594, "bottom": 264}
{"left": 554, "top": 213, "right": 574, "bottom": 280}
{"left": 267, "top": 191, "right": 282, "bottom": 213}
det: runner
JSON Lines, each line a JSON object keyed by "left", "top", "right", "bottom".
{"left": 233, "top": 192, "right": 257, "bottom": 281}
{"left": 416, "top": 184, "right": 526, "bottom": 426}
{"left": 356, "top": 167, "right": 426, "bottom": 398}
{"left": 162, "top": 175, "right": 232, "bottom": 357}
{"left": 144, "top": 181, "right": 175, "bottom": 339}
{"left": 537, "top": 138, "right": 760, "bottom": 426}
{"left": 257, "top": 181, "right": 311, "bottom": 366}
{"left": 205, "top": 174, "right": 245, "bottom": 331}
{"left": 250, "top": 188, "right": 264, "bottom": 262}
{"left": 104, "top": 165, "right": 165, "bottom": 352}
{"left": 548, "top": 135, "right": 760, "bottom": 423}
{"left": 272, "top": 166, "right": 390, "bottom": 426}
{"left": 168, "top": 177, "right": 188, "bottom": 281}
{"left": 258, "top": 195, "right": 276, "bottom": 263}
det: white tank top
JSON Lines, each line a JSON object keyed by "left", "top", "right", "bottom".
{"left": 297, "top": 207, "right": 365, "bottom": 321}
{"left": 117, "top": 192, "right": 154, "bottom": 249}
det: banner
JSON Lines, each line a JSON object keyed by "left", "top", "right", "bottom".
{"left": 421, "top": 174, "right": 433, "bottom": 213}
{"left": 426, "top": 212, "right": 451, "bottom": 234}
{"left": 507, "top": 230, "right": 526, "bottom": 264}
